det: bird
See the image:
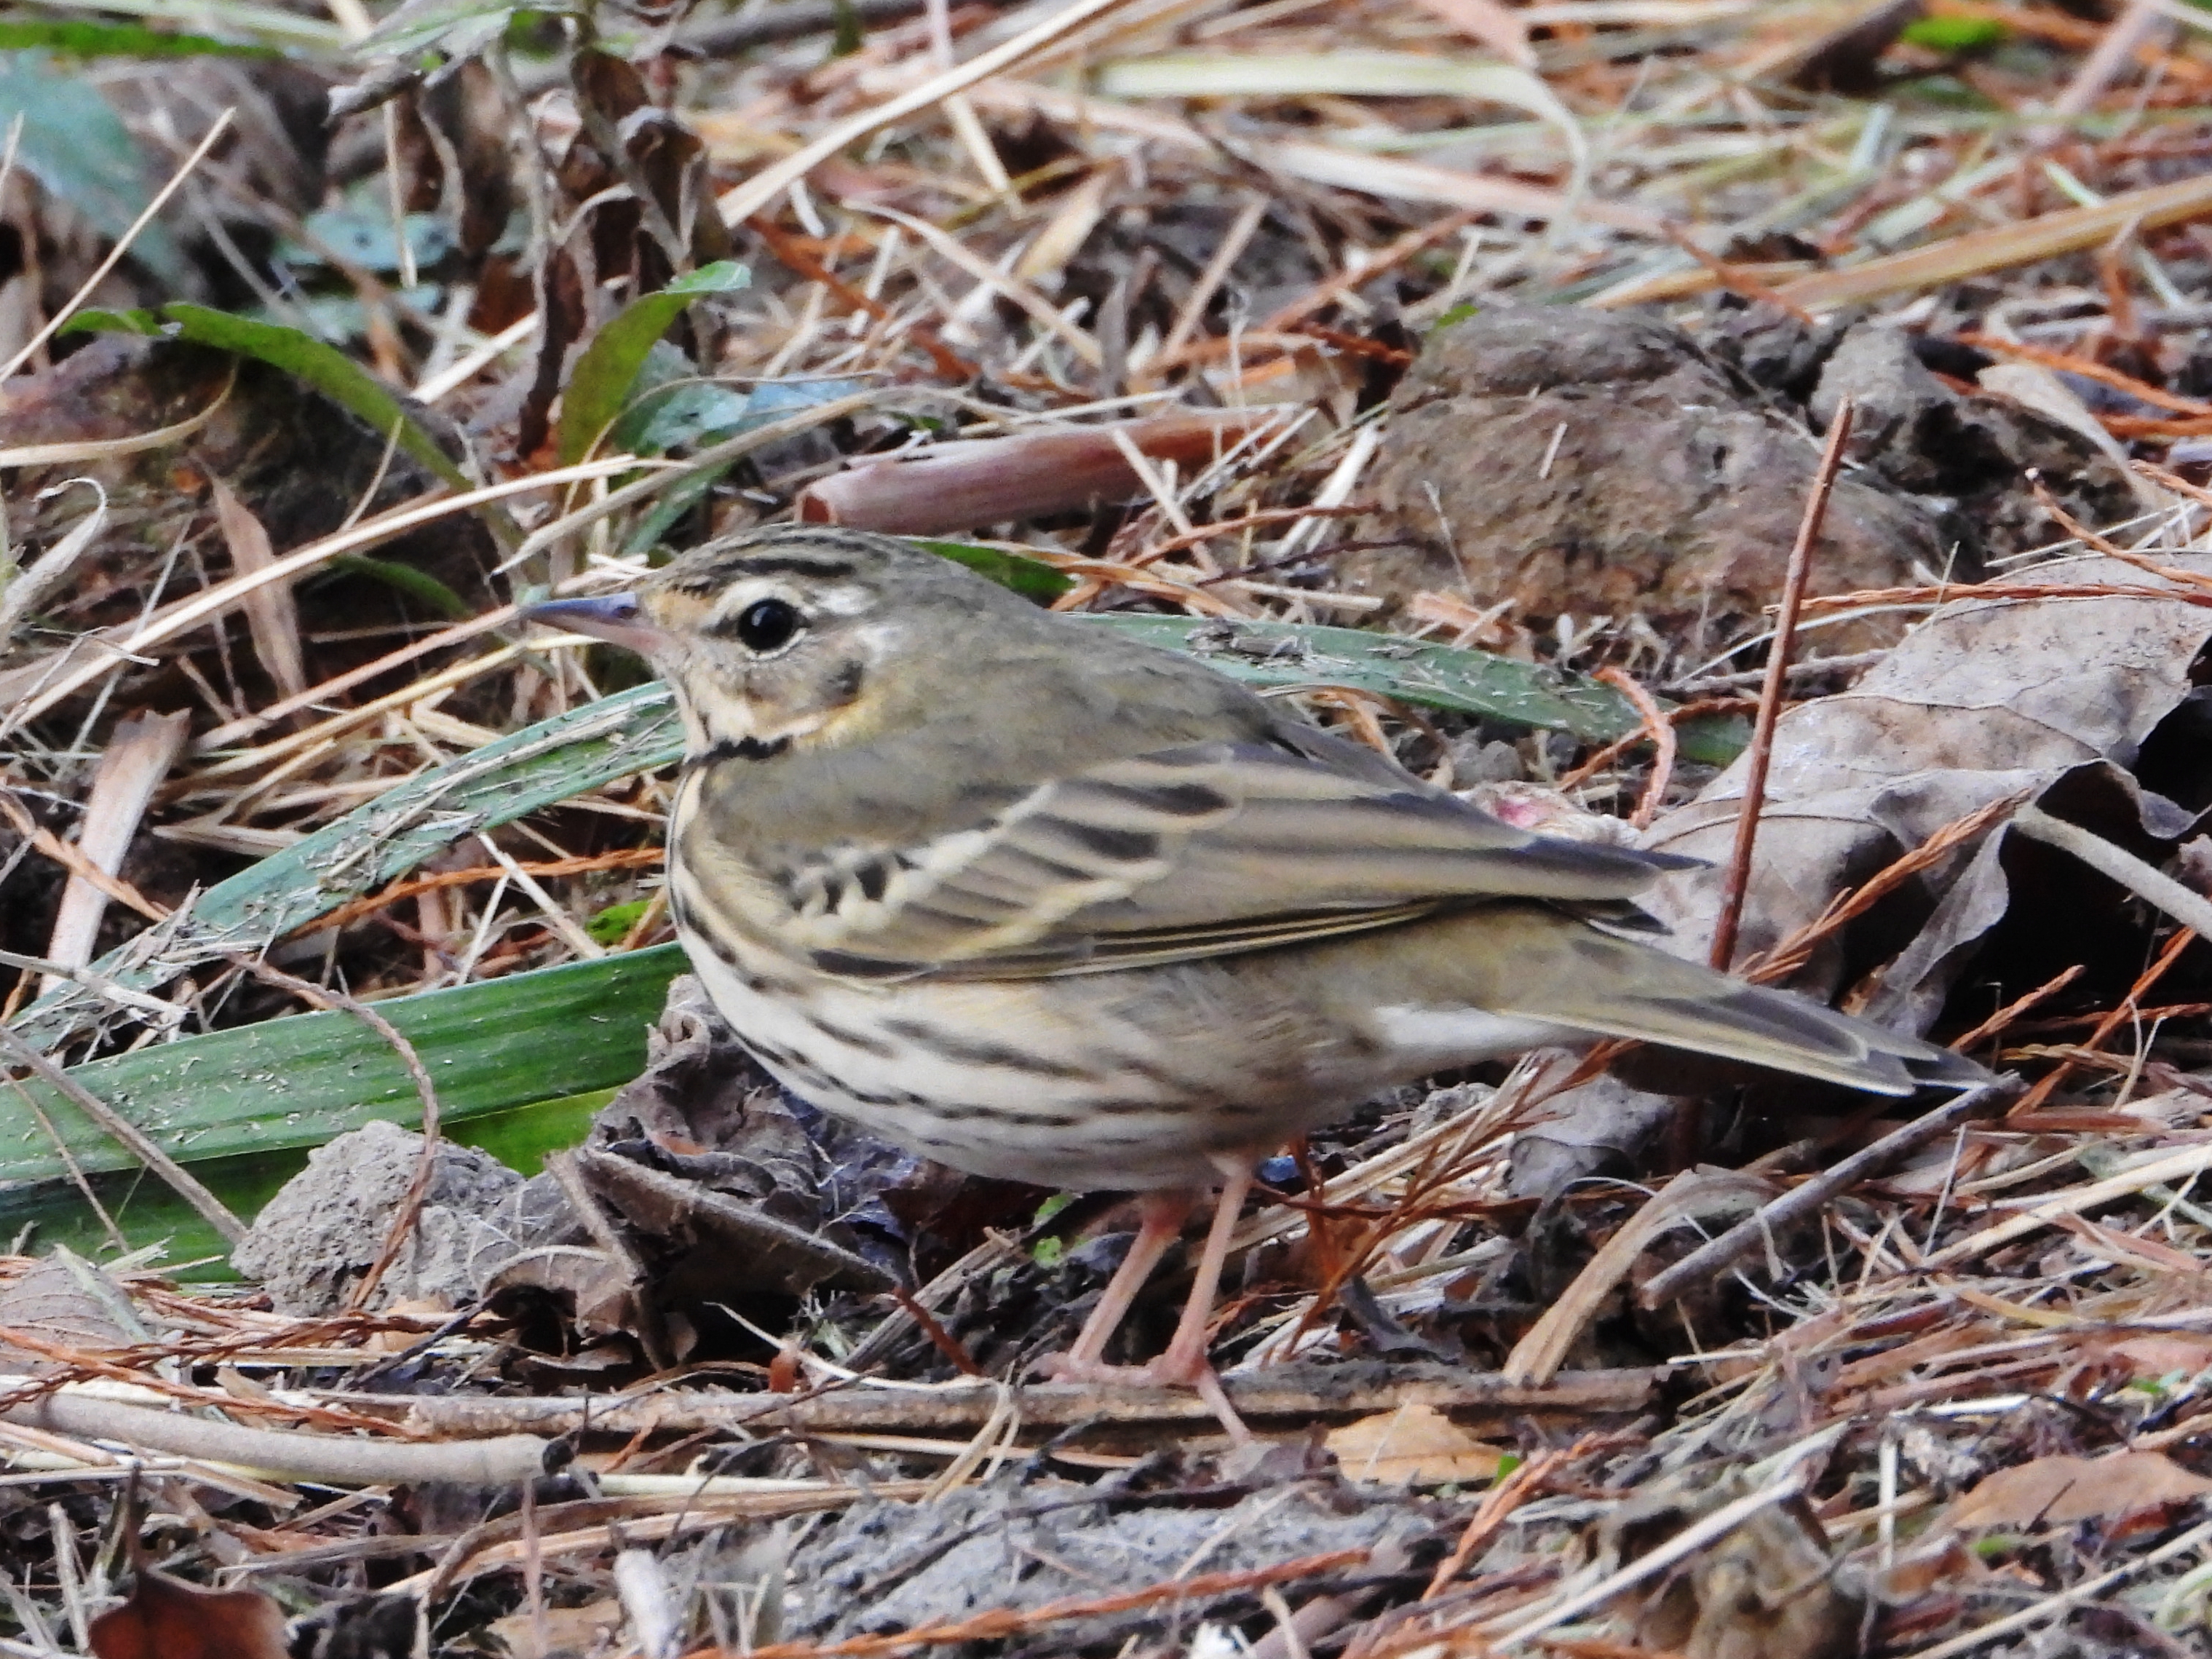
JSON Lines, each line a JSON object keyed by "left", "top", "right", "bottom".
{"left": 529, "top": 526, "right": 1981, "bottom": 1422}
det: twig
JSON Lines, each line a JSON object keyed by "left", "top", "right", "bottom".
{"left": 0, "top": 1024, "right": 244, "bottom": 1243}
{"left": 343, "top": 1363, "right": 1659, "bottom": 1438}
{"left": 1591, "top": 667, "right": 1674, "bottom": 831}
{"left": 1710, "top": 397, "right": 1853, "bottom": 974}
{"left": 1902, "top": 1515, "right": 2212, "bottom": 1659}
{"left": 0, "top": 1388, "right": 545, "bottom": 1487}
{"left": 1635, "top": 1078, "right": 2014, "bottom": 1309}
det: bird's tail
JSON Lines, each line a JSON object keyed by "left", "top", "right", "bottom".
{"left": 1475, "top": 908, "right": 1986, "bottom": 1097}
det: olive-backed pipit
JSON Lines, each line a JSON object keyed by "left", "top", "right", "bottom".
{"left": 531, "top": 527, "right": 1978, "bottom": 1405}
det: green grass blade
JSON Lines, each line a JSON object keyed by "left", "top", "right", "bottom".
{"left": 1092, "top": 617, "right": 1748, "bottom": 764}
{"left": 10, "top": 688, "right": 683, "bottom": 1045}
{"left": 1, "top": 946, "right": 683, "bottom": 1189}
{"left": 0, "top": 21, "right": 278, "bottom": 57}
{"left": 0, "top": 1088, "right": 623, "bottom": 1271}
{"left": 62, "top": 304, "right": 472, "bottom": 491}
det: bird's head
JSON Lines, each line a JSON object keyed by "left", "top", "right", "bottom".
{"left": 526, "top": 527, "right": 1041, "bottom": 760}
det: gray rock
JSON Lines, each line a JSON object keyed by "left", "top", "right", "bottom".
{"left": 232, "top": 1120, "right": 525, "bottom": 1314}
{"left": 789, "top": 1471, "right": 1429, "bottom": 1645}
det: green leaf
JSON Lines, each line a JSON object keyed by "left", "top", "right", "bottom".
{"left": 1090, "top": 616, "right": 1747, "bottom": 765}
{"left": 0, "top": 21, "right": 276, "bottom": 58}
{"left": 1, "top": 947, "right": 683, "bottom": 1190}
{"left": 289, "top": 205, "right": 456, "bottom": 277}
{"left": 916, "top": 539, "right": 1075, "bottom": 605}
{"left": 556, "top": 263, "right": 752, "bottom": 466}
{"left": 586, "top": 898, "right": 651, "bottom": 945}
{"left": 61, "top": 303, "right": 471, "bottom": 491}
{"left": 617, "top": 374, "right": 868, "bottom": 460}
{"left": 320, "top": 554, "right": 473, "bottom": 620}
{"left": 0, "top": 54, "right": 185, "bottom": 284}
{"left": 1900, "top": 16, "right": 2006, "bottom": 52}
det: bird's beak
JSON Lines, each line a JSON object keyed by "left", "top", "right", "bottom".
{"left": 526, "top": 593, "right": 669, "bottom": 656}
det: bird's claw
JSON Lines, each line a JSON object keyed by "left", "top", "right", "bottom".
{"left": 1032, "top": 1350, "right": 1251, "bottom": 1442}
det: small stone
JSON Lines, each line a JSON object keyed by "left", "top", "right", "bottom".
{"left": 232, "top": 1120, "right": 524, "bottom": 1315}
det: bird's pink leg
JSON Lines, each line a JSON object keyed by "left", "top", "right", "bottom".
{"left": 1035, "top": 1165, "right": 1257, "bottom": 1444}
{"left": 1042, "top": 1189, "right": 1196, "bottom": 1376}
{"left": 1146, "top": 1160, "right": 1254, "bottom": 1389}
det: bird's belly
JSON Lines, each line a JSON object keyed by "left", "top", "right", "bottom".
{"left": 680, "top": 928, "right": 1355, "bottom": 1190}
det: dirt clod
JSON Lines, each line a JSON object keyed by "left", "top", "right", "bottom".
{"left": 788, "top": 1468, "right": 1431, "bottom": 1648}
{"left": 1809, "top": 322, "right": 2141, "bottom": 562}
{"left": 231, "top": 1120, "right": 523, "bottom": 1314}
{"left": 1355, "top": 306, "right": 1946, "bottom": 644}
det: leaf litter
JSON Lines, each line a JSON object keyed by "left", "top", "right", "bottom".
{"left": 5, "top": 0, "right": 2212, "bottom": 1653}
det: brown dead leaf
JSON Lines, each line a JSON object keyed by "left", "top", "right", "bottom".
{"left": 2106, "top": 1334, "right": 2212, "bottom": 1377}
{"left": 1325, "top": 1401, "right": 1505, "bottom": 1486}
{"left": 485, "top": 1596, "right": 623, "bottom": 1657}
{"left": 90, "top": 1570, "right": 287, "bottom": 1659}
{"left": 1944, "top": 1450, "right": 2212, "bottom": 1531}
{"left": 211, "top": 478, "right": 306, "bottom": 706}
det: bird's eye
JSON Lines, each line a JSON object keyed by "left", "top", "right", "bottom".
{"left": 734, "top": 598, "right": 803, "bottom": 653}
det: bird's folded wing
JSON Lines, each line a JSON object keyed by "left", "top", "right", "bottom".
{"left": 769, "top": 735, "right": 1692, "bottom": 980}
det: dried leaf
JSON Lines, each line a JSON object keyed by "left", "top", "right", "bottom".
{"left": 1945, "top": 1450, "right": 2212, "bottom": 1530}
{"left": 90, "top": 1571, "right": 287, "bottom": 1659}
{"left": 2106, "top": 1334, "right": 2212, "bottom": 1377}
{"left": 212, "top": 480, "right": 307, "bottom": 705}
{"left": 39, "top": 706, "right": 186, "bottom": 981}
{"left": 1325, "top": 1402, "right": 1505, "bottom": 1486}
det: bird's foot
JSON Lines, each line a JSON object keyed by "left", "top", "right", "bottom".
{"left": 1032, "top": 1349, "right": 1251, "bottom": 1443}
